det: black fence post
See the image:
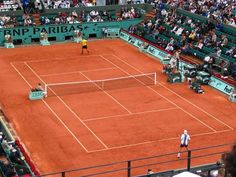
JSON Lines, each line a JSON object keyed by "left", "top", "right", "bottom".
{"left": 62, "top": 172, "right": 65, "bottom": 177}
{"left": 187, "top": 150, "right": 191, "bottom": 171}
{"left": 127, "top": 160, "right": 131, "bottom": 177}
{"left": 224, "top": 170, "right": 228, "bottom": 177}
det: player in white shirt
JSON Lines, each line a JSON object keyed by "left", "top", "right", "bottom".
{"left": 177, "top": 130, "right": 190, "bottom": 158}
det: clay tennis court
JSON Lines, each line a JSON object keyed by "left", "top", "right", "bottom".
{"left": 0, "top": 39, "right": 236, "bottom": 176}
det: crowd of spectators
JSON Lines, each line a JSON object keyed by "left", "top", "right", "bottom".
{"left": 43, "top": 0, "right": 71, "bottom": 9}
{"left": 41, "top": 10, "right": 79, "bottom": 24}
{"left": 129, "top": 2, "right": 236, "bottom": 79}
{"left": 0, "top": 0, "right": 21, "bottom": 11}
{"left": 133, "top": 5, "right": 236, "bottom": 60}
{"left": 0, "top": 13, "right": 35, "bottom": 28}
{"left": 0, "top": 132, "right": 31, "bottom": 177}
{"left": 84, "top": 10, "right": 107, "bottom": 22}
{"left": 0, "top": 15, "right": 16, "bottom": 28}
{"left": 40, "top": 7, "right": 143, "bottom": 25}
{"left": 42, "top": 0, "right": 95, "bottom": 9}
{"left": 40, "top": 9, "right": 111, "bottom": 24}
{"left": 121, "top": 6, "right": 142, "bottom": 19}
{"left": 165, "top": 0, "right": 236, "bottom": 27}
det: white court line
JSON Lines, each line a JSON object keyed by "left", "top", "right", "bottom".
{"left": 10, "top": 62, "right": 89, "bottom": 152}
{"left": 99, "top": 55, "right": 217, "bottom": 132}
{"left": 79, "top": 72, "right": 132, "bottom": 114}
{"left": 112, "top": 54, "right": 234, "bottom": 131}
{"left": 11, "top": 61, "right": 233, "bottom": 154}
{"left": 159, "top": 84, "right": 234, "bottom": 130}
{"left": 40, "top": 67, "right": 117, "bottom": 77}
{"left": 111, "top": 54, "right": 234, "bottom": 131}
{"left": 24, "top": 62, "right": 109, "bottom": 149}
{"left": 87, "top": 129, "right": 232, "bottom": 153}
{"left": 11, "top": 54, "right": 111, "bottom": 64}
{"left": 83, "top": 107, "right": 178, "bottom": 122}
{"left": 159, "top": 129, "right": 232, "bottom": 142}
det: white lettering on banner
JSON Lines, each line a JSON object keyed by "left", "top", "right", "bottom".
{"left": 209, "top": 76, "right": 234, "bottom": 95}
{"left": 120, "top": 32, "right": 129, "bottom": 41}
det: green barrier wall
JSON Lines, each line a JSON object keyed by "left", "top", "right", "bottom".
{"left": 209, "top": 76, "right": 235, "bottom": 95}
{"left": 0, "top": 19, "right": 142, "bottom": 45}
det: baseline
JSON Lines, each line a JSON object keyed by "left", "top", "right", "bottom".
{"left": 11, "top": 54, "right": 111, "bottom": 64}
{"left": 40, "top": 67, "right": 117, "bottom": 77}
{"left": 87, "top": 129, "right": 231, "bottom": 153}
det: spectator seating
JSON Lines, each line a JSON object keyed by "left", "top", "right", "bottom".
{"left": 0, "top": 115, "right": 36, "bottom": 177}
{"left": 166, "top": 0, "right": 236, "bottom": 28}
{"left": 0, "top": 133, "right": 32, "bottom": 176}
{"left": 136, "top": 6, "right": 236, "bottom": 74}
{"left": 133, "top": 4, "right": 236, "bottom": 79}
{"left": 0, "top": 0, "right": 20, "bottom": 11}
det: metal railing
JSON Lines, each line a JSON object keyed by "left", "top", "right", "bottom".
{"left": 38, "top": 143, "right": 233, "bottom": 177}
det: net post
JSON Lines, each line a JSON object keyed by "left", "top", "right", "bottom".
{"left": 154, "top": 72, "right": 157, "bottom": 85}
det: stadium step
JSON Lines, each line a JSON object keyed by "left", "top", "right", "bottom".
{"left": 116, "top": 11, "right": 121, "bottom": 18}
{"left": 181, "top": 54, "right": 203, "bottom": 65}
{"left": 32, "top": 13, "right": 41, "bottom": 26}
{"left": 144, "top": 10, "right": 155, "bottom": 21}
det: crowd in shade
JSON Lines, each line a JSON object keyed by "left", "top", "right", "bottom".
{"left": 132, "top": 4, "right": 236, "bottom": 59}
{"left": 129, "top": 1, "right": 236, "bottom": 79}
{"left": 0, "top": 13, "right": 35, "bottom": 28}
{"left": 40, "top": 9, "right": 109, "bottom": 24}
{"left": 121, "top": 6, "right": 142, "bottom": 19}
{"left": 42, "top": 0, "right": 95, "bottom": 9}
{"left": 39, "top": 6, "right": 142, "bottom": 25}
{"left": 0, "top": 132, "right": 32, "bottom": 177}
{"left": 0, "top": 0, "right": 21, "bottom": 12}
{"left": 41, "top": 10, "right": 80, "bottom": 24}
{"left": 0, "top": 15, "right": 16, "bottom": 28}
{"left": 165, "top": 0, "right": 236, "bottom": 27}
{"left": 84, "top": 10, "right": 111, "bottom": 22}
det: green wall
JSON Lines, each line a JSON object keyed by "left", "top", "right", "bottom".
{"left": 0, "top": 19, "right": 142, "bottom": 45}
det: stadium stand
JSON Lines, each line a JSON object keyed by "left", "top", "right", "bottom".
{"left": 0, "top": 110, "right": 39, "bottom": 176}
{"left": 166, "top": 0, "right": 236, "bottom": 28}
{"left": 0, "top": 1, "right": 235, "bottom": 176}
{"left": 0, "top": 0, "right": 21, "bottom": 11}
{"left": 133, "top": 2, "right": 236, "bottom": 80}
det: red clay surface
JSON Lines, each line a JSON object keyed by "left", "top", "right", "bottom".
{"left": 0, "top": 39, "right": 236, "bottom": 176}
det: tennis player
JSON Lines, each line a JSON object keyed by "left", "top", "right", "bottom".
{"left": 177, "top": 130, "right": 190, "bottom": 158}
{"left": 81, "top": 38, "right": 89, "bottom": 54}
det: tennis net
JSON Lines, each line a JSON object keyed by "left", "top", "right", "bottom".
{"left": 45, "top": 72, "right": 156, "bottom": 97}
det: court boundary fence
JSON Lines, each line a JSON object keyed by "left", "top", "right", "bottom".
{"left": 38, "top": 143, "right": 232, "bottom": 177}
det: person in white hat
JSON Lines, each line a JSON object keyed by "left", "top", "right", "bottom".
{"left": 177, "top": 130, "right": 190, "bottom": 158}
